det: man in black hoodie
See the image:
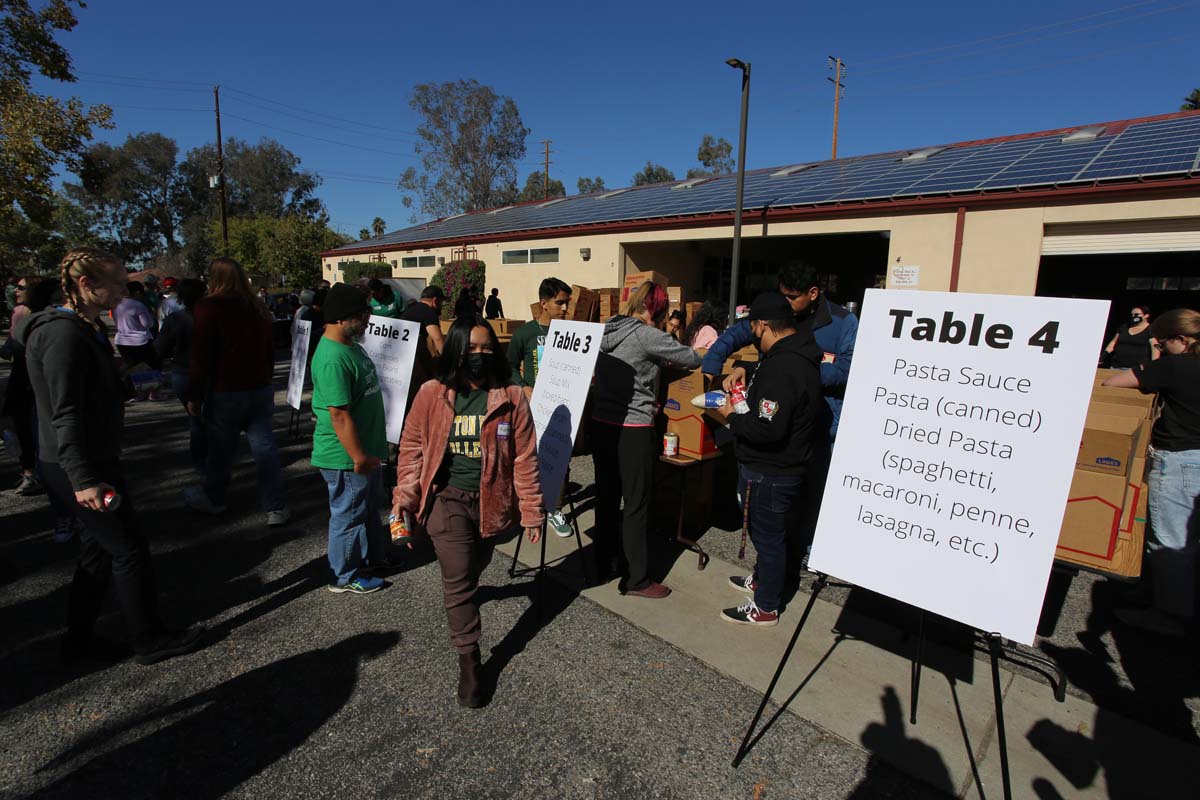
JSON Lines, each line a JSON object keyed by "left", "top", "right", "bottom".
{"left": 707, "top": 292, "right": 826, "bottom": 627}
{"left": 19, "top": 247, "right": 203, "bottom": 665}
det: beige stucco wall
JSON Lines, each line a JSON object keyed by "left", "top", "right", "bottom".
{"left": 321, "top": 194, "right": 1200, "bottom": 319}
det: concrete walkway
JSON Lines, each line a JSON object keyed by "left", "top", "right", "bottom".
{"left": 499, "top": 513, "right": 1200, "bottom": 798}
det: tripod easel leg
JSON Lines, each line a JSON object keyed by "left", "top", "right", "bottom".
{"left": 732, "top": 572, "right": 829, "bottom": 768}
{"left": 987, "top": 633, "right": 1013, "bottom": 800}
{"left": 910, "top": 609, "right": 927, "bottom": 725}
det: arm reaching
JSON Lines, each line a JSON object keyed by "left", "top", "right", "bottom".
{"left": 701, "top": 319, "right": 752, "bottom": 376}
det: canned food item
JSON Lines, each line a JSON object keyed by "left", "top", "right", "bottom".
{"left": 729, "top": 381, "right": 751, "bottom": 415}
{"left": 662, "top": 431, "right": 680, "bottom": 457}
{"left": 389, "top": 511, "right": 412, "bottom": 543}
{"left": 103, "top": 490, "right": 122, "bottom": 511}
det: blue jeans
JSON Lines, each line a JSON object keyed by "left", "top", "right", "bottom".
{"left": 202, "top": 386, "right": 285, "bottom": 512}
{"left": 740, "top": 465, "right": 805, "bottom": 613}
{"left": 321, "top": 468, "right": 390, "bottom": 586}
{"left": 1146, "top": 447, "right": 1200, "bottom": 620}
{"left": 170, "top": 371, "right": 207, "bottom": 477}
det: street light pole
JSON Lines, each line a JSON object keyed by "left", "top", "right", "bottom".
{"left": 726, "top": 59, "right": 751, "bottom": 324}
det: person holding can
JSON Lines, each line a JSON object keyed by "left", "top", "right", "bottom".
{"left": 18, "top": 247, "right": 204, "bottom": 665}
{"left": 311, "top": 283, "right": 396, "bottom": 595}
{"left": 591, "top": 281, "right": 702, "bottom": 598}
{"left": 705, "top": 292, "right": 826, "bottom": 626}
{"left": 393, "top": 314, "right": 543, "bottom": 707}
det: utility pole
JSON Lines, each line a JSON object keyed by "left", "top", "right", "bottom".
{"left": 827, "top": 57, "right": 846, "bottom": 159}
{"left": 213, "top": 85, "right": 229, "bottom": 248}
{"left": 541, "top": 139, "right": 552, "bottom": 200}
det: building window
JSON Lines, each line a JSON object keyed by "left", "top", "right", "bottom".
{"left": 503, "top": 247, "right": 558, "bottom": 265}
{"left": 401, "top": 256, "right": 436, "bottom": 268}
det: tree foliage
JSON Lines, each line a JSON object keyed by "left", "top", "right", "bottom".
{"left": 358, "top": 227, "right": 371, "bottom": 240}
{"left": 0, "top": 0, "right": 111, "bottom": 277}
{"left": 212, "top": 214, "right": 349, "bottom": 288}
{"left": 371, "top": 216, "right": 386, "bottom": 237}
{"left": 686, "top": 134, "right": 735, "bottom": 178}
{"left": 429, "top": 259, "right": 485, "bottom": 319}
{"left": 516, "top": 170, "right": 565, "bottom": 203}
{"left": 179, "top": 137, "right": 323, "bottom": 221}
{"left": 398, "top": 79, "right": 528, "bottom": 218}
{"left": 1183, "top": 88, "right": 1200, "bottom": 111}
{"left": 632, "top": 161, "right": 675, "bottom": 186}
{"left": 577, "top": 176, "right": 606, "bottom": 195}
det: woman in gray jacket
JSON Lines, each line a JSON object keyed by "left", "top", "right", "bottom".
{"left": 590, "top": 281, "right": 702, "bottom": 598}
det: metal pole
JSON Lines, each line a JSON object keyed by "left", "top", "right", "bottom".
{"left": 728, "top": 62, "right": 750, "bottom": 323}
{"left": 214, "top": 85, "right": 229, "bottom": 249}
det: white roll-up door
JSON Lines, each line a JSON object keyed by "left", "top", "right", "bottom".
{"left": 1042, "top": 217, "right": 1200, "bottom": 255}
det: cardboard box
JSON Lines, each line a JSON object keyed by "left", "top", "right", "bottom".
{"left": 530, "top": 301, "right": 542, "bottom": 321}
{"left": 685, "top": 302, "right": 704, "bottom": 326}
{"left": 596, "top": 288, "right": 620, "bottom": 320}
{"left": 1077, "top": 413, "right": 1140, "bottom": 476}
{"left": 662, "top": 365, "right": 721, "bottom": 458}
{"left": 488, "top": 318, "right": 525, "bottom": 336}
{"left": 621, "top": 270, "right": 669, "bottom": 302}
{"left": 667, "top": 285, "right": 683, "bottom": 315}
{"left": 1055, "top": 469, "right": 1142, "bottom": 577}
{"left": 1090, "top": 385, "right": 1156, "bottom": 415}
{"left": 567, "top": 285, "right": 597, "bottom": 321}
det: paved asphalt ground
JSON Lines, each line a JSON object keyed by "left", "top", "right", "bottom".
{"left": 1, "top": 363, "right": 946, "bottom": 800}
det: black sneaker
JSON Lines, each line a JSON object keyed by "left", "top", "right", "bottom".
{"left": 728, "top": 574, "right": 756, "bottom": 594}
{"left": 720, "top": 599, "right": 779, "bottom": 627}
{"left": 135, "top": 626, "right": 205, "bottom": 665}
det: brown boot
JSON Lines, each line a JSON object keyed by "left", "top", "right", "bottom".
{"left": 457, "top": 648, "right": 484, "bottom": 708}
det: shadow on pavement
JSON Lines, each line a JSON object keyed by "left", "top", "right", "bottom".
{"left": 31, "top": 631, "right": 399, "bottom": 800}
{"left": 849, "top": 686, "right": 955, "bottom": 798}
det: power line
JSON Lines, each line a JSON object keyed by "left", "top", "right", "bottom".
{"left": 218, "top": 112, "right": 417, "bottom": 158}
{"left": 857, "top": 0, "right": 1199, "bottom": 75}
{"left": 855, "top": 0, "right": 1168, "bottom": 67}
{"left": 77, "top": 70, "right": 211, "bottom": 87}
{"left": 220, "top": 86, "right": 420, "bottom": 137}
{"left": 220, "top": 94, "right": 419, "bottom": 142}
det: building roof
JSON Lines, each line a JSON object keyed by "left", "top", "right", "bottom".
{"left": 326, "top": 110, "right": 1200, "bottom": 257}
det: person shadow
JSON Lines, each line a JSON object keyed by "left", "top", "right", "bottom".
{"left": 30, "top": 631, "right": 399, "bottom": 800}
{"left": 849, "top": 686, "right": 956, "bottom": 798}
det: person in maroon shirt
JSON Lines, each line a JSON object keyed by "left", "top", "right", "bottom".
{"left": 182, "top": 257, "right": 289, "bottom": 526}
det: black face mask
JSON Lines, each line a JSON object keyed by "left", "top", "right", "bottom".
{"left": 1130, "top": 314, "right": 1143, "bottom": 324}
{"left": 750, "top": 325, "right": 764, "bottom": 351}
{"left": 464, "top": 352, "right": 490, "bottom": 381}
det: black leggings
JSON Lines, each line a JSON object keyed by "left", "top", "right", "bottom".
{"left": 39, "top": 460, "right": 166, "bottom": 650}
{"left": 590, "top": 423, "right": 656, "bottom": 591}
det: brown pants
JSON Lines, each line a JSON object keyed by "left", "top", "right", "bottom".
{"left": 426, "top": 485, "right": 495, "bottom": 654}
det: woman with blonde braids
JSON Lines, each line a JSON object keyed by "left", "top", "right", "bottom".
{"left": 17, "top": 248, "right": 204, "bottom": 665}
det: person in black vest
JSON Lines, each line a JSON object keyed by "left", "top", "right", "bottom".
{"left": 1104, "top": 304, "right": 1157, "bottom": 369}
{"left": 705, "top": 292, "right": 827, "bottom": 627}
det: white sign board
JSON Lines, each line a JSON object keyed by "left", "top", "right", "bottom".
{"left": 891, "top": 264, "right": 920, "bottom": 288}
{"left": 360, "top": 316, "right": 422, "bottom": 444}
{"left": 808, "top": 289, "right": 1109, "bottom": 644}
{"left": 530, "top": 320, "right": 604, "bottom": 511}
{"left": 286, "top": 319, "right": 312, "bottom": 410}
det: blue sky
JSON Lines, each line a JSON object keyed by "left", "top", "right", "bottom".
{"left": 35, "top": 0, "right": 1200, "bottom": 237}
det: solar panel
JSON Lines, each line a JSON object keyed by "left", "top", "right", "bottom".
{"left": 335, "top": 114, "right": 1200, "bottom": 251}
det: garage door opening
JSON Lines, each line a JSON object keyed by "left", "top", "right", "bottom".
{"left": 1035, "top": 251, "right": 1200, "bottom": 346}
{"left": 623, "top": 231, "right": 889, "bottom": 310}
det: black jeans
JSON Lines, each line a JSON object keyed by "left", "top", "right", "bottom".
{"left": 39, "top": 460, "right": 166, "bottom": 650}
{"left": 116, "top": 342, "right": 162, "bottom": 371}
{"left": 590, "top": 422, "right": 656, "bottom": 591}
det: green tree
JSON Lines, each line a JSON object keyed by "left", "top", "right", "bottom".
{"left": 632, "top": 161, "right": 675, "bottom": 186}
{"left": 398, "top": 79, "right": 528, "bottom": 218}
{"left": 577, "top": 176, "right": 606, "bottom": 194}
{"left": 178, "top": 137, "right": 324, "bottom": 223}
{"left": 429, "top": 259, "right": 485, "bottom": 320}
{"left": 371, "top": 216, "right": 387, "bottom": 237}
{"left": 67, "top": 132, "right": 188, "bottom": 261}
{"left": 516, "top": 171, "right": 565, "bottom": 203}
{"left": 358, "top": 227, "right": 372, "bottom": 240}
{"left": 1183, "top": 88, "right": 1200, "bottom": 111}
{"left": 0, "top": 0, "right": 111, "bottom": 279}
{"left": 686, "top": 134, "right": 735, "bottom": 178}
{"left": 211, "top": 214, "right": 349, "bottom": 287}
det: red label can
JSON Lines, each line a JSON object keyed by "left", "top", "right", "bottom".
{"left": 729, "top": 382, "right": 750, "bottom": 415}
{"left": 103, "top": 490, "right": 122, "bottom": 511}
{"left": 662, "top": 431, "right": 680, "bottom": 457}
{"left": 389, "top": 512, "right": 411, "bottom": 543}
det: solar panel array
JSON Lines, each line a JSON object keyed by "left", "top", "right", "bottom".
{"left": 333, "top": 114, "right": 1200, "bottom": 253}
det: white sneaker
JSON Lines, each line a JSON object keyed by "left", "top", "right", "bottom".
{"left": 182, "top": 486, "right": 226, "bottom": 515}
{"left": 266, "top": 508, "right": 291, "bottom": 527}
{"left": 547, "top": 511, "right": 573, "bottom": 538}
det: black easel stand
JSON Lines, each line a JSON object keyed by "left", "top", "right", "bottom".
{"left": 987, "top": 633, "right": 1014, "bottom": 800}
{"left": 732, "top": 572, "right": 829, "bottom": 768}
{"left": 287, "top": 408, "right": 302, "bottom": 439}
{"left": 508, "top": 473, "right": 590, "bottom": 592}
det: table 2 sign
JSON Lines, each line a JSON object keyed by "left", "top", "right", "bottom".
{"left": 809, "top": 289, "right": 1109, "bottom": 644}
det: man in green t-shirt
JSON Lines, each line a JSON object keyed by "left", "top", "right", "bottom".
{"left": 508, "top": 277, "right": 571, "bottom": 399}
{"left": 507, "top": 276, "right": 573, "bottom": 537}
{"left": 368, "top": 279, "right": 402, "bottom": 318}
{"left": 311, "top": 283, "right": 393, "bottom": 594}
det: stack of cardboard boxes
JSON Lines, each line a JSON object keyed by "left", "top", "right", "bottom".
{"left": 1054, "top": 369, "right": 1155, "bottom": 577}
{"left": 660, "top": 345, "right": 759, "bottom": 461}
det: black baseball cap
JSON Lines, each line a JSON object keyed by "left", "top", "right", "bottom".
{"left": 748, "top": 291, "right": 793, "bottom": 321}
{"left": 323, "top": 282, "right": 370, "bottom": 322}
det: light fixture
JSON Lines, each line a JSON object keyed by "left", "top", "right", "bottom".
{"left": 726, "top": 58, "right": 746, "bottom": 71}
{"left": 580, "top": 247, "right": 591, "bottom": 260}
{"left": 438, "top": 257, "right": 446, "bottom": 266}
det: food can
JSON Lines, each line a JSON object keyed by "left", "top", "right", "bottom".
{"left": 389, "top": 512, "right": 411, "bottom": 543}
{"left": 663, "top": 431, "right": 680, "bottom": 457}
{"left": 103, "top": 490, "right": 122, "bottom": 511}
{"left": 729, "top": 381, "right": 751, "bottom": 415}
